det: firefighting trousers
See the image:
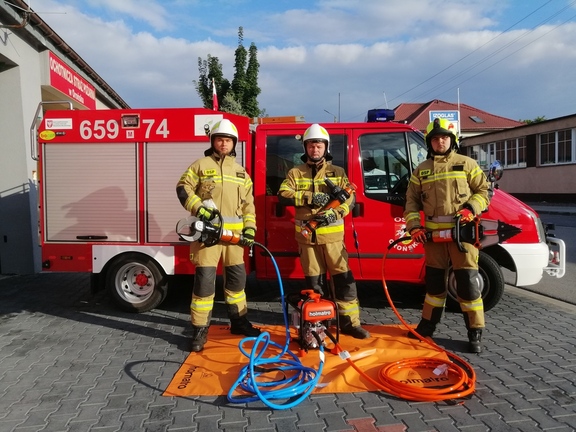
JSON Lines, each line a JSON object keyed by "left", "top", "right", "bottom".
{"left": 298, "top": 241, "right": 362, "bottom": 327}
{"left": 189, "top": 243, "right": 249, "bottom": 326}
{"left": 421, "top": 241, "right": 485, "bottom": 329}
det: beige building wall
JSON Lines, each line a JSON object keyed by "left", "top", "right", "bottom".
{"left": 461, "top": 114, "right": 576, "bottom": 200}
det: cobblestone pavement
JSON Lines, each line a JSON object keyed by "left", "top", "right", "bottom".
{"left": 1, "top": 273, "right": 575, "bottom": 432}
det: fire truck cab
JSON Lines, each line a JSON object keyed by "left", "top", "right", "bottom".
{"left": 33, "top": 106, "right": 566, "bottom": 313}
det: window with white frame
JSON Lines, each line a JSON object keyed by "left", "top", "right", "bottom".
{"left": 473, "top": 138, "right": 526, "bottom": 169}
{"left": 539, "top": 129, "right": 574, "bottom": 165}
{"left": 504, "top": 137, "right": 526, "bottom": 168}
{"left": 558, "top": 129, "right": 572, "bottom": 163}
{"left": 495, "top": 141, "right": 505, "bottom": 165}
{"left": 506, "top": 139, "right": 517, "bottom": 165}
{"left": 470, "top": 145, "right": 488, "bottom": 169}
{"left": 539, "top": 132, "right": 555, "bottom": 165}
{"left": 518, "top": 137, "right": 526, "bottom": 166}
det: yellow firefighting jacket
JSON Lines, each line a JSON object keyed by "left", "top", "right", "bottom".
{"left": 404, "top": 150, "right": 490, "bottom": 232}
{"left": 176, "top": 153, "right": 256, "bottom": 233}
{"left": 278, "top": 160, "right": 353, "bottom": 245}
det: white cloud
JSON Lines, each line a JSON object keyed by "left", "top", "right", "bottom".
{"left": 32, "top": 0, "right": 576, "bottom": 122}
{"left": 86, "top": 0, "right": 172, "bottom": 30}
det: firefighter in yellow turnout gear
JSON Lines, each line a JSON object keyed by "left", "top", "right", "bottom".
{"left": 278, "top": 124, "right": 370, "bottom": 339}
{"left": 404, "top": 118, "right": 490, "bottom": 353}
{"left": 176, "top": 119, "right": 260, "bottom": 352}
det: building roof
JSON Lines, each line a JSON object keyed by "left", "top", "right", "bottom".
{"left": 394, "top": 99, "right": 524, "bottom": 134}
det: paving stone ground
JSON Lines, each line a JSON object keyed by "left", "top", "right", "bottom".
{"left": 0, "top": 272, "right": 575, "bottom": 432}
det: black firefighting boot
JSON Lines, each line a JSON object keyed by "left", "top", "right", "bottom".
{"left": 407, "top": 318, "right": 437, "bottom": 339}
{"left": 230, "top": 316, "right": 261, "bottom": 337}
{"left": 190, "top": 325, "right": 209, "bottom": 352}
{"left": 467, "top": 329, "right": 483, "bottom": 354}
{"left": 340, "top": 316, "right": 371, "bottom": 339}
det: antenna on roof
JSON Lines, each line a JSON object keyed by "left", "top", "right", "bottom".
{"left": 2, "top": 1, "right": 65, "bottom": 29}
{"left": 1, "top": 1, "right": 32, "bottom": 28}
{"left": 383, "top": 91, "right": 389, "bottom": 109}
{"left": 457, "top": 88, "right": 461, "bottom": 137}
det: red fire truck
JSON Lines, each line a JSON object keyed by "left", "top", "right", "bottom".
{"left": 32, "top": 105, "right": 565, "bottom": 312}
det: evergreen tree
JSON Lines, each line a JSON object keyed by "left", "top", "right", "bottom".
{"left": 231, "top": 27, "right": 248, "bottom": 107}
{"left": 244, "top": 43, "right": 261, "bottom": 118}
{"left": 195, "top": 27, "right": 261, "bottom": 117}
{"left": 193, "top": 55, "right": 229, "bottom": 109}
{"left": 221, "top": 92, "right": 244, "bottom": 115}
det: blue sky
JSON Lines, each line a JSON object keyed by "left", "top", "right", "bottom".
{"left": 30, "top": 0, "right": 576, "bottom": 123}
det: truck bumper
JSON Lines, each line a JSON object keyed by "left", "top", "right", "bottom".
{"left": 500, "top": 237, "right": 566, "bottom": 286}
{"left": 544, "top": 236, "right": 566, "bottom": 279}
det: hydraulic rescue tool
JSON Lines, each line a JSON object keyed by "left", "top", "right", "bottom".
{"left": 300, "top": 177, "right": 355, "bottom": 239}
{"left": 419, "top": 215, "right": 522, "bottom": 252}
{"left": 176, "top": 210, "right": 252, "bottom": 247}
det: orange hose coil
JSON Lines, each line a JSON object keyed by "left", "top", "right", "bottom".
{"left": 329, "top": 243, "right": 477, "bottom": 402}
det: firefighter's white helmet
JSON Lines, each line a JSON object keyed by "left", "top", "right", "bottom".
{"left": 210, "top": 119, "right": 238, "bottom": 145}
{"left": 303, "top": 123, "right": 330, "bottom": 145}
{"left": 206, "top": 119, "right": 238, "bottom": 156}
{"left": 301, "top": 123, "right": 332, "bottom": 162}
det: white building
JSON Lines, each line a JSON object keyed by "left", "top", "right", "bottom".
{"left": 1, "top": 1, "right": 129, "bottom": 274}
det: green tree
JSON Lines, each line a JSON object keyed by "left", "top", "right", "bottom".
{"left": 193, "top": 55, "right": 230, "bottom": 109}
{"left": 231, "top": 27, "right": 247, "bottom": 106}
{"left": 243, "top": 43, "right": 261, "bottom": 118}
{"left": 194, "top": 27, "right": 262, "bottom": 117}
{"left": 520, "top": 116, "right": 547, "bottom": 124}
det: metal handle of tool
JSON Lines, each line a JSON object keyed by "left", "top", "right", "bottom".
{"left": 473, "top": 216, "right": 482, "bottom": 249}
{"left": 454, "top": 214, "right": 466, "bottom": 253}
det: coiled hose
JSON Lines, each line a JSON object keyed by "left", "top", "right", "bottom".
{"left": 228, "top": 236, "right": 476, "bottom": 405}
{"left": 326, "top": 235, "right": 477, "bottom": 402}
{"left": 227, "top": 241, "right": 325, "bottom": 409}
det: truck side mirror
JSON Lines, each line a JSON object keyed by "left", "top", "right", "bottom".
{"left": 488, "top": 160, "right": 503, "bottom": 182}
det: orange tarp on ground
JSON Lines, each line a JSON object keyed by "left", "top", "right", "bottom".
{"left": 164, "top": 324, "right": 454, "bottom": 397}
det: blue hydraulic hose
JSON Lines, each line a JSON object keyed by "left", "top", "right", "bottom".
{"left": 227, "top": 241, "right": 325, "bottom": 409}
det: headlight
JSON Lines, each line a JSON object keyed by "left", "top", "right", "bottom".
{"left": 524, "top": 207, "right": 546, "bottom": 243}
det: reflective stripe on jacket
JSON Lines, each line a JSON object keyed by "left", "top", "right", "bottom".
{"left": 176, "top": 153, "right": 256, "bottom": 232}
{"left": 404, "top": 151, "right": 490, "bottom": 232}
{"left": 278, "top": 160, "right": 353, "bottom": 245}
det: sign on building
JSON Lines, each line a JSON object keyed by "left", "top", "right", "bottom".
{"left": 44, "top": 52, "right": 96, "bottom": 110}
{"left": 429, "top": 110, "right": 460, "bottom": 135}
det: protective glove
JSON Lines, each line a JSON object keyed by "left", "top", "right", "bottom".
{"left": 455, "top": 208, "right": 474, "bottom": 224}
{"left": 314, "top": 208, "right": 338, "bottom": 226}
{"left": 311, "top": 192, "right": 331, "bottom": 208}
{"left": 196, "top": 206, "right": 215, "bottom": 221}
{"left": 241, "top": 227, "right": 256, "bottom": 246}
{"left": 409, "top": 226, "right": 427, "bottom": 244}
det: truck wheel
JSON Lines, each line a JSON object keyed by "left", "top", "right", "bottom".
{"left": 106, "top": 253, "right": 168, "bottom": 313}
{"left": 446, "top": 251, "right": 504, "bottom": 312}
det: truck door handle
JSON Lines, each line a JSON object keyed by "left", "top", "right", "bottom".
{"left": 76, "top": 235, "right": 109, "bottom": 240}
{"left": 352, "top": 202, "right": 363, "bottom": 217}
